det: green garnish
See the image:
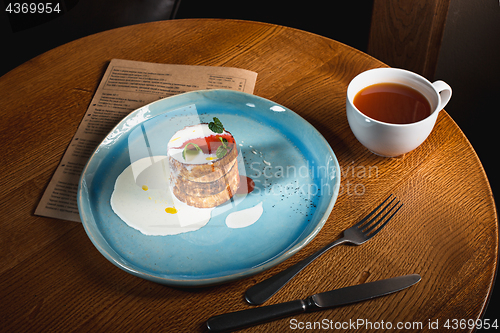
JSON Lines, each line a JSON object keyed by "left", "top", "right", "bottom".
{"left": 216, "top": 137, "right": 229, "bottom": 159}
{"left": 208, "top": 117, "right": 230, "bottom": 159}
{"left": 182, "top": 143, "right": 202, "bottom": 161}
{"left": 208, "top": 117, "right": 224, "bottom": 133}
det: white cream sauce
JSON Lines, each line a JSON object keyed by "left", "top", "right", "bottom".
{"left": 111, "top": 155, "right": 262, "bottom": 236}
{"left": 225, "top": 202, "right": 264, "bottom": 229}
{"left": 110, "top": 156, "right": 213, "bottom": 236}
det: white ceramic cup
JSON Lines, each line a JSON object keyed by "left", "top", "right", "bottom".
{"left": 346, "top": 68, "right": 452, "bottom": 157}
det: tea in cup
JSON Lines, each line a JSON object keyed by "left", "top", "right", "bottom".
{"left": 346, "top": 68, "right": 452, "bottom": 157}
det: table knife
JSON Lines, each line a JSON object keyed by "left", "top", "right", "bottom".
{"left": 206, "top": 274, "right": 420, "bottom": 332}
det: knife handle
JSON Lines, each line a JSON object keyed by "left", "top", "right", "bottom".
{"left": 206, "top": 299, "right": 308, "bottom": 332}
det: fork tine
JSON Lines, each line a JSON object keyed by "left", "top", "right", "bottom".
{"left": 362, "top": 196, "right": 398, "bottom": 233}
{"left": 353, "top": 194, "right": 394, "bottom": 229}
{"left": 364, "top": 201, "right": 403, "bottom": 238}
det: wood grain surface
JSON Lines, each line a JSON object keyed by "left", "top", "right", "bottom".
{"left": 368, "top": 0, "right": 451, "bottom": 79}
{"left": 0, "top": 19, "right": 497, "bottom": 332}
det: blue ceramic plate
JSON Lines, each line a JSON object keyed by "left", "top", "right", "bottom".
{"left": 78, "top": 89, "right": 340, "bottom": 287}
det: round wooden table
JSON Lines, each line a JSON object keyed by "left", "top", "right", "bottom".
{"left": 0, "top": 19, "right": 497, "bottom": 332}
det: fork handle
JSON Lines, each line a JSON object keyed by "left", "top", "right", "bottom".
{"left": 245, "top": 237, "right": 347, "bottom": 305}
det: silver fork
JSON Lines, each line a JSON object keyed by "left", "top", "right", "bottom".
{"left": 245, "top": 195, "right": 403, "bottom": 305}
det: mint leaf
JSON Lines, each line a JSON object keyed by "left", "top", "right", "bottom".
{"left": 216, "top": 145, "right": 228, "bottom": 159}
{"left": 215, "top": 136, "right": 229, "bottom": 159}
{"left": 208, "top": 117, "right": 224, "bottom": 133}
{"left": 182, "top": 143, "right": 202, "bottom": 161}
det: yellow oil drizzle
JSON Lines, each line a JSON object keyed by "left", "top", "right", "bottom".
{"left": 142, "top": 185, "right": 148, "bottom": 191}
{"left": 165, "top": 207, "right": 178, "bottom": 214}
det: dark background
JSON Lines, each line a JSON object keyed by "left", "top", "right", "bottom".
{"left": 1, "top": 0, "right": 498, "bottom": 330}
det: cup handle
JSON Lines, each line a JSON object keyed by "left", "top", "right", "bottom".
{"left": 432, "top": 80, "right": 452, "bottom": 111}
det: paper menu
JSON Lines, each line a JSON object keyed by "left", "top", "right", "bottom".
{"left": 35, "top": 59, "right": 258, "bottom": 222}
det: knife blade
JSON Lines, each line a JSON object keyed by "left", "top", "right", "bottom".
{"left": 206, "top": 274, "right": 420, "bottom": 332}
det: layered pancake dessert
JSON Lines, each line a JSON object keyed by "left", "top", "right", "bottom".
{"left": 167, "top": 117, "right": 240, "bottom": 208}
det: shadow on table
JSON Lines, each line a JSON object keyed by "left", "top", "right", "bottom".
{"left": 1, "top": 0, "right": 181, "bottom": 77}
